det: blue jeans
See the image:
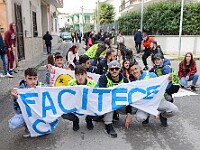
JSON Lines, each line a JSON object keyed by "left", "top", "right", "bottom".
{"left": 0, "top": 54, "right": 8, "bottom": 74}
{"left": 180, "top": 73, "right": 199, "bottom": 86}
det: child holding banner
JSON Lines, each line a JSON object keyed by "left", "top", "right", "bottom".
{"left": 9, "top": 68, "right": 45, "bottom": 137}
{"left": 46, "top": 54, "right": 68, "bottom": 85}
{"left": 61, "top": 65, "right": 97, "bottom": 131}
{"left": 125, "top": 63, "right": 179, "bottom": 128}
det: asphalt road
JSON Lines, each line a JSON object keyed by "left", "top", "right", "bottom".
{"left": 0, "top": 41, "right": 200, "bottom": 150}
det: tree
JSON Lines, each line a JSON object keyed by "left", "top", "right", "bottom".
{"left": 95, "top": 2, "right": 115, "bottom": 25}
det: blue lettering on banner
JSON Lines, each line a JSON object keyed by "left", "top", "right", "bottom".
{"left": 112, "top": 88, "right": 127, "bottom": 110}
{"left": 128, "top": 88, "right": 146, "bottom": 104}
{"left": 144, "top": 85, "right": 160, "bottom": 100}
{"left": 57, "top": 89, "right": 77, "bottom": 113}
{"left": 92, "top": 89, "right": 111, "bottom": 112}
{"left": 42, "top": 92, "right": 57, "bottom": 118}
{"left": 32, "top": 119, "right": 59, "bottom": 134}
{"left": 82, "top": 88, "right": 88, "bottom": 110}
{"left": 19, "top": 93, "right": 38, "bottom": 117}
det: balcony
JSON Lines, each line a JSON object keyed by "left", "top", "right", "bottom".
{"left": 119, "top": 0, "right": 149, "bottom": 12}
{"left": 43, "top": 0, "right": 63, "bottom": 8}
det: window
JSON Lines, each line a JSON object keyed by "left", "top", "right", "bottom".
{"left": 55, "top": 19, "right": 57, "bottom": 32}
{"left": 32, "top": 11, "right": 38, "bottom": 37}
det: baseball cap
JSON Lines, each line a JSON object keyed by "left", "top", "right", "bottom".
{"left": 108, "top": 60, "right": 121, "bottom": 69}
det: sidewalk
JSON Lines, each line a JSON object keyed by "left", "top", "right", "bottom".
{"left": 17, "top": 43, "right": 63, "bottom": 71}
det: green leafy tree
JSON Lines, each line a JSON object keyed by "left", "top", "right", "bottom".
{"left": 97, "top": 2, "right": 115, "bottom": 25}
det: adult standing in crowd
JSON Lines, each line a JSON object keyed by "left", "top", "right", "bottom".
{"left": 43, "top": 31, "right": 53, "bottom": 54}
{"left": 116, "top": 32, "right": 124, "bottom": 48}
{"left": 134, "top": 29, "right": 143, "bottom": 54}
{"left": 95, "top": 28, "right": 105, "bottom": 42}
{"left": 142, "top": 32, "right": 154, "bottom": 70}
{"left": 4, "top": 23, "right": 17, "bottom": 74}
{"left": 178, "top": 52, "right": 199, "bottom": 91}
{"left": 0, "top": 27, "right": 13, "bottom": 78}
{"left": 67, "top": 45, "right": 79, "bottom": 70}
{"left": 77, "top": 29, "right": 82, "bottom": 43}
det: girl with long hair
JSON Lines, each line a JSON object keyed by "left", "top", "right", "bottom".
{"left": 67, "top": 45, "right": 79, "bottom": 70}
{"left": 178, "top": 52, "right": 199, "bottom": 91}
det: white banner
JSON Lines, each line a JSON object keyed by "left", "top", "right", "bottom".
{"left": 17, "top": 74, "right": 169, "bottom": 137}
{"left": 49, "top": 66, "right": 100, "bottom": 87}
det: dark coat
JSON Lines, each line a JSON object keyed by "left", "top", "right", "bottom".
{"left": 134, "top": 31, "right": 143, "bottom": 44}
{"left": 43, "top": 33, "right": 53, "bottom": 45}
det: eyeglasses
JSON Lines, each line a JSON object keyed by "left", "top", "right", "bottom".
{"left": 110, "top": 67, "right": 120, "bottom": 71}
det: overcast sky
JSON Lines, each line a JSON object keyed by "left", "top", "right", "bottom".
{"left": 58, "top": 0, "right": 106, "bottom": 14}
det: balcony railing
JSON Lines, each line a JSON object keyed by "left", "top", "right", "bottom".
{"left": 119, "top": 0, "right": 148, "bottom": 12}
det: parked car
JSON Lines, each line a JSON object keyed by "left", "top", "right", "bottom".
{"left": 61, "top": 32, "right": 72, "bottom": 41}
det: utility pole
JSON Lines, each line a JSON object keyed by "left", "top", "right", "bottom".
{"left": 97, "top": 0, "right": 100, "bottom": 32}
{"left": 178, "top": 0, "right": 184, "bottom": 57}
{"left": 82, "top": 5, "right": 84, "bottom": 34}
{"left": 140, "top": 0, "right": 144, "bottom": 32}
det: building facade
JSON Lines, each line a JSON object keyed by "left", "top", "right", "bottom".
{"left": 0, "top": 0, "right": 63, "bottom": 63}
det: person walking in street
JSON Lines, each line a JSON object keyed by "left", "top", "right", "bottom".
{"left": 4, "top": 23, "right": 17, "bottom": 74}
{"left": 74, "top": 30, "right": 78, "bottom": 43}
{"left": 0, "top": 29, "right": 13, "bottom": 78}
{"left": 141, "top": 32, "right": 154, "bottom": 70}
{"left": 77, "top": 29, "right": 82, "bottom": 43}
{"left": 71, "top": 30, "right": 75, "bottom": 43}
{"left": 98, "top": 60, "right": 129, "bottom": 138}
{"left": 62, "top": 65, "right": 96, "bottom": 131}
{"left": 125, "top": 63, "right": 179, "bottom": 128}
{"left": 43, "top": 31, "right": 53, "bottom": 54}
{"left": 178, "top": 52, "right": 199, "bottom": 91}
{"left": 134, "top": 29, "right": 143, "bottom": 54}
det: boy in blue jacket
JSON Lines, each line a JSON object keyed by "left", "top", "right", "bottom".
{"left": 9, "top": 68, "right": 45, "bottom": 137}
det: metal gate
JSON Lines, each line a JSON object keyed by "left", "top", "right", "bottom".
{"left": 14, "top": 3, "right": 25, "bottom": 60}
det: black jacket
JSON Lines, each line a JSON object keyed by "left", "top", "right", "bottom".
{"left": 134, "top": 31, "right": 143, "bottom": 44}
{"left": 96, "top": 58, "right": 108, "bottom": 75}
{"left": 43, "top": 33, "right": 53, "bottom": 45}
{"left": 98, "top": 72, "right": 129, "bottom": 88}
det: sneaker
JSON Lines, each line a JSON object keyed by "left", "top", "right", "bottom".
{"left": 4, "top": 72, "right": 14, "bottom": 78}
{"left": 142, "top": 116, "right": 150, "bottom": 126}
{"left": 8, "top": 70, "right": 13, "bottom": 75}
{"left": 86, "top": 116, "right": 94, "bottom": 130}
{"left": 0, "top": 73, "right": 5, "bottom": 77}
{"left": 164, "top": 92, "right": 173, "bottom": 102}
{"left": 105, "top": 124, "right": 117, "bottom": 138}
{"left": 113, "top": 111, "right": 119, "bottom": 122}
{"left": 23, "top": 127, "right": 31, "bottom": 138}
{"left": 73, "top": 120, "right": 80, "bottom": 131}
{"left": 12, "top": 69, "right": 18, "bottom": 73}
{"left": 160, "top": 114, "right": 168, "bottom": 127}
{"left": 191, "top": 86, "right": 197, "bottom": 91}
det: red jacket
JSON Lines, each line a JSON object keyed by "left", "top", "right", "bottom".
{"left": 142, "top": 37, "right": 154, "bottom": 50}
{"left": 178, "top": 60, "right": 197, "bottom": 79}
{"left": 4, "top": 23, "right": 16, "bottom": 49}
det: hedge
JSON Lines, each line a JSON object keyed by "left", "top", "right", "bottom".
{"left": 118, "top": 2, "right": 200, "bottom": 35}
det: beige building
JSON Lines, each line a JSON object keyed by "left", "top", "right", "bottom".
{"left": 0, "top": 0, "right": 63, "bottom": 63}
{"left": 105, "top": 0, "right": 200, "bottom": 19}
